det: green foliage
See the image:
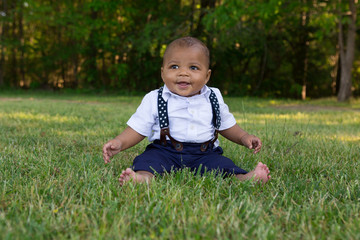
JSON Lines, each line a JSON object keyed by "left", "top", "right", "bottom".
{"left": 0, "top": 93, "right": 360, "bottom": 238}
{"left": 202, "top": 0, "right": 360, "bottom": 99}
{"left": 0, "top": 0, "right": 359, "bottom": 98}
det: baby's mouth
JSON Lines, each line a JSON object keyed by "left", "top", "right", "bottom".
{"left": 177, "top": 82, "right": 190, "bottom": 88}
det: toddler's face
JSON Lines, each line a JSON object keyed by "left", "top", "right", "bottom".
{"left": 161, "top": 46, "right": 211, "bottom": 97}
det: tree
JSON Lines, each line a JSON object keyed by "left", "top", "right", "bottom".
{"left": 0, "top": 0, "right": 358, "bottom": 98}
{"left": 337, "top": 0, "right": 357, "bottom": 101}
{"left": 0, "top": 0, "right": 8, "bottom": 87}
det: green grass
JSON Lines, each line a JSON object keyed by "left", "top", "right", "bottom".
{"left": 1, "top": 92, "right": 359, "bottom": 239}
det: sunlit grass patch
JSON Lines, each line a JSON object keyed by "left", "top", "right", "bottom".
{"left": 0, "top": 112, "right": 84, "bottom": 124}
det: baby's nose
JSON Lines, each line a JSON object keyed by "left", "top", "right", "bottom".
{"left": 178, "top": 68, "right": 189, "bottom": 76}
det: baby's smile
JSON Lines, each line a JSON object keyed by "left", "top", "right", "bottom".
{"left": 176, "top": 81, "right": 190, "bottom": 89}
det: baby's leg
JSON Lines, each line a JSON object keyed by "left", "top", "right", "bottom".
{"left": 236, "top": 162, "right": 271, "bottom": 184}
{"left": 119, "top": 168, "right": 154, "bottom": 186}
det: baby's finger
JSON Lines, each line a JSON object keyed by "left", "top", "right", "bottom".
{"left": 103, "top": 152, "right": 110, "bottom": 163}
{"left": 102, "top": 144, "right": 112, "bottom": 163}
{"left": 252, "top": 142, "right": 261, "bottom": 154}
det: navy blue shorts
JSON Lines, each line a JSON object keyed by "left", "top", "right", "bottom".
{"left": 132, "top": 140, "right": 248, "bottom": 177}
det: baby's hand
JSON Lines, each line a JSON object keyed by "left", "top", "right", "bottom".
{"left": 240, "top": 134, "right": 262, "bottom": 154}
{"left": 102, "top": 139, "right": 122, "bottom": 164}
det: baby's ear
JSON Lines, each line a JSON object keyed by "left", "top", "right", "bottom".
{"left": 205, "top": 69, "right": 212, "bottom": 83}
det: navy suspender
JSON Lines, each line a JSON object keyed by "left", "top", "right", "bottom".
{"left": 209, "top": 89, "right": 221, "bottom": 129}
{"left": 157, "top": 87, "right": 221, "bottom": 151}
{"left": 158, "top": 87, "right": 183, "bottom": 151}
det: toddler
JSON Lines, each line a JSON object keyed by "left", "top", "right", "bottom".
{"left": 103, "top": 37, "right": 271, "bottom": 185}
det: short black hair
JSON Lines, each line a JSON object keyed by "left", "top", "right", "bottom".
{"left": 163, "top": 36, "right": 210, "bottom": 68}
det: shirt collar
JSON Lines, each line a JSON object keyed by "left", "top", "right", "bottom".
{"left": 161, "top": 85, "right": 211, "bottom": 102}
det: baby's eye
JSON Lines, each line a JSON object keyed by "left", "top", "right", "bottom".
{"left": 190, "top": 66, "right": 199, "bottom": 70}
{"left": 170, "top": 65, "right": 179, "bottom": 69}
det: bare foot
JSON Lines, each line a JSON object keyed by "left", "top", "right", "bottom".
{"left": 118, "top": 168, "right": 154, "bottom": 186}
{"left": 236, "top": 162, "right": 271, "bottom": 184}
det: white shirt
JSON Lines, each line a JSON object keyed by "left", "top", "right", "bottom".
{"left": 127, "top": 85, "right": 236, "bottom": 146}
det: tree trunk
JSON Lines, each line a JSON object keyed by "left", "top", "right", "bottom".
{"left": 195, "top": 0, "right": 216, "bottom": 37}
{"left": 72, "top": 55, "right": 79, "bottom": 88}
{"left": 299, "top": 1, "right": 310, "bottom": 100}
{"left": 301, "top": 5, "right": 309, "bottom": 100}
{"left": 190, "top": 0, "right": 195, "bottom": 34}
{"left": 11, "top": 1, "right": 17, "bottom": 87}
{"left": 85, "top": 8, "right": 99, "bottom": 87}
{"left": 302, "top": 52, "right": 308, "bottom": 100}
{"left": 18, "top": 2, "right": 25, "bottom": 86}
{"left": 255, "top": 41, "right": 267, "bottom": 92}
{"left": 291, "top": 0, "right": 310, "bottom": 100}
{"left": 0, "top": 0, "right": 7, "bottom": 87}
{"left": 337, "top": 0, "right": 357, "bottom": 102}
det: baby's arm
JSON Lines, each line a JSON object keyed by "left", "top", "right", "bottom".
{"left": 102, "top": 126, "right": 145, "bottom": 163}
{"left": 219, "top": 124, "right": 262, "bottom": 154}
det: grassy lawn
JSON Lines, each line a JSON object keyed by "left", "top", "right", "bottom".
{"left": 1, "top": 92, "right": 359, "bottom": 239}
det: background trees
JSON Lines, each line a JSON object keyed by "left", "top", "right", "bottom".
{"left": 0, "top": 0, "right": 359, "bottom": 100}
